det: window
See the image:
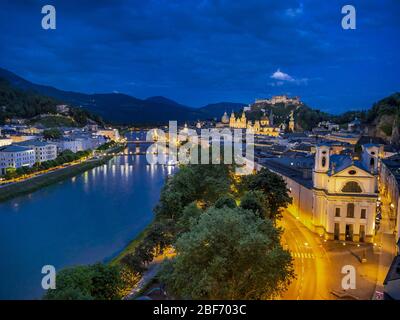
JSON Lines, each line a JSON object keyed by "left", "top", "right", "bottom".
{"left": 347, "top": 203, "right": 355, "bottom": 218}
{"left": 335, "top": 208, "right": 341, "bottom": 217}
{"left": 370, "top": 158, "right": 375, "bottom": 167}
{"left": 321, "top": 156, "right": 326, "bottom": 167}
{"left": 342, "top": 181, "right": 362, "bottom": 193}
{"left": 360, "top": 209, "right": 366, "bottom": 219}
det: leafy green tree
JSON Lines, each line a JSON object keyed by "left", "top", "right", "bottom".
{"left": 176, "top": 202, "right": 203, "bottom": 234}
{"left": 44, "top": 265, "right": 93, "bottom": 300}
{"left": 154, "top": 163, "right": 232, "bottom": 221}
{"left": 240, "top": 190, "right": 269, "bottom": 219}
{"left": 160, "top": 207, "right": 294, "bottom": 300}
{"left": 214, "top": 194, "right": 237, "bottom": 209}
{"left": 43, "top": 128, "right": 62, "bottom": 140}
{"left": 43, "top": 263, "right": 131, "bottom": 300}
{"left": 242, "top": 168, "right": 292, "bottom": 221}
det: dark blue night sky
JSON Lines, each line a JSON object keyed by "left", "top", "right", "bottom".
{"left": 1, "top": 0, "right": 399, "bottom": 113}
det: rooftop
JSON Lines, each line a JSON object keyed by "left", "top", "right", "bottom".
{"left": 261, "top": 157, "right": 313, "bottom": 189}
{"left": 0, "top": 145, "right": 34, "bottom": 153}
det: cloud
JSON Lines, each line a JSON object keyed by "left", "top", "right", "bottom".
{"left": 285, "top": 3, "right": 304, "bottom": 17}
{"left": 269, "top": 69, "right": 308, "bottom": 86}
{"left": 270, "top": 69, "right": 294, "bottom": 81}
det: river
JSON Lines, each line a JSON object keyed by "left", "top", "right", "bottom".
{"left": 0, "top": 132, "right": 175, "bottom": 299}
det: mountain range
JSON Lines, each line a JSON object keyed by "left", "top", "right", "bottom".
{"left": 0, "top": 67, "right": 245, "bottom": 124}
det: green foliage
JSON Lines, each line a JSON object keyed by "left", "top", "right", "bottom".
{"left": 214, "top": 194, "right": 237, "bottom": 209}
{"left": 367, "top": 93, "right": 400, "bottom": 122}
{"left": 154, "top": 163, "right": 233, "bottom": 221}
{"left": 0, "top": 78, "right": 101, "bottom": 125}
{"left": 96, "top": 141, "right": 116, "bottom": 151}
{"left": 380, "top": 122, "right": 393, "bottom": 136}
{"left": 43, "top": 128, "right": 63, "bottom": 140}
{"left": 295, "top": 105, "right": 330, "bottom": 131}
{"left": 121, "top": 220, "right": 175, "bottom": 274}
{"left": 176, "top": 202, "right": 203, "bottom": 233}
{"left": 0, "top": 79, "right": 58, "bottom": 123}
{"left": 43, "top": 263, "right": 131, "bottom": 300}
{"left": 34, "top": 115, "right": 76, "bottom": 128}
{"left": 240, "top": 168, "right": 292, "bottom": 221}
{"left": 160, "top": 207, "right": 294, "bottom": 299}
{"left": 240, "top": 190, "right": 269, "bottom": 219}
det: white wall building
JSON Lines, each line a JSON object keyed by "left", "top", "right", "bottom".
{"left": 262, "top": 143, "right": 379, "bottom": 243}
{"left": 0, "top": 145, "right": 36, "bottom": 175}
{"left": 18, "top": 140, "right": 58, "bottom": 163}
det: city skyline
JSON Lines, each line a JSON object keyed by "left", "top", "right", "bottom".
{"left": 0, "top": 1, "right": 399, "bottom": 113}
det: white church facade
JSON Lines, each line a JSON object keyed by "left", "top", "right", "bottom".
{"left": 263, "top": 143, "right": 380, "bottom": 243}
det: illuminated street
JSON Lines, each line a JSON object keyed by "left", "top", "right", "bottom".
{"left": 279, "top": 211, "right": 332, "bottom": 300}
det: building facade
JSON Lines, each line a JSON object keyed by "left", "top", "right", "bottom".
{"left": 0, "top": 145, "right": 36, "bottom": 175}
{"left": 218, "top": 111, "right": 281, "bottom": 137}
{"left": 262, "top": 143, "right": 379, "bottom": 243}
{"left": 18, "top": 140, "right": 58, "bottom": 163}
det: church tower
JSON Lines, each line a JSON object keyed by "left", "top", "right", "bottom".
{"left": 361, "top": 144, "right": 380, "bottom": 174}
{"left": 288, "top": 111, "right": 295, "bottom": 132}
{"left": 313, "top": 144, "right": 330, "bottom": 190}
{"left": 229, "top": 111, "right": 236, "bottom": 128}
{"left": 240, "top": 111, "right": 247, "bottom": 128}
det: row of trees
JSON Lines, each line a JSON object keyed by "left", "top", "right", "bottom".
{"left": 119, "top": 165, "right": 294, "bottom": 300}
{"left": 44, "top": 163, "right": 294, "bottom": 300}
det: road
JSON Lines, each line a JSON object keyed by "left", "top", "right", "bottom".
{"left": 279, "top": 211, "right": 333, "bottom": 300}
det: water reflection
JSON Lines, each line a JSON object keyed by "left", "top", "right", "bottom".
{"left": 0, "top": 146, "right": 176, "bottom": 299}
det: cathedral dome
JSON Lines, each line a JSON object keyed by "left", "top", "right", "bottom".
{"left": 221, "top": 112, "right": 229, "bottom": 124}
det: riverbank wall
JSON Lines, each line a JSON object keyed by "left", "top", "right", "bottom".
{"left": 0, "top": 156, "right": 112, "bottom": 203}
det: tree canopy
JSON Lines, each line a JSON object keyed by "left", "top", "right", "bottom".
{"left": 160, "top": 207, "right": 294, "bottom": 299}
{"left": 240, "top": 168, "right": 292, "bottom": 221}
{"left": 43, "top": 263, "right": 135, "bottom": 300}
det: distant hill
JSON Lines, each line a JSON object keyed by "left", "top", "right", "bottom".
{"left": 0, "top": 78, "right": 101, "bottom": 126}
{"left": 199, "top": 102, "right": 246, "bottom": 119}
{"left": 0, "top": 67, "right": 245, "bottom": 125}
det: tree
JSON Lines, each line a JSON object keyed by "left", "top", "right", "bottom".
{"left": 43, "top": 263, "right": 132, "bottom": 300}
{"left": 240, "top": 190, "right": 269, "bottom": 219}
{"left": 214, "top": 194, "right": 237, "bottom": 209}
{"left": 43, "top": 128, "right": 62, "bottom": 140}
{"left": 242, "top": 168, "right": 292, "bottom": 221}
{"left": 154, "top": 163, "right": 233, "bottom": 221}
{"left": 160, "top": 207, "right": 294, "bottom": 300}
{"left": 176, "top": 202, "right": 203, "bottom": 234}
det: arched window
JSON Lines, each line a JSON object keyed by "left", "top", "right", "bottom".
{"left": 370, "top": 158, "right": 375, "bottom": 167}
{"left": 321, "top": 156, "right": 326, "bottom": 167}
{"left": 342, "top": 181, "right": 362, "bottom": 193}
{"left": 347, "top": 203, "right": 355, "bottom": 218}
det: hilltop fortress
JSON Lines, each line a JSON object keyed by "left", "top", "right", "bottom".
{"left": 254, "top": 95, "right": 301, "bottom": 106}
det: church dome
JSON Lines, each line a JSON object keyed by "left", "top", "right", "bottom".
{"left": 221, "top": 112, "right": 229, "bottom": 124}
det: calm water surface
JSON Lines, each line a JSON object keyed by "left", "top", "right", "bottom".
{"left": 0, "top": 134, "right": 174, "bottom": 299}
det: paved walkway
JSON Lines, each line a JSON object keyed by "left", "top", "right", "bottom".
{"left": 124, "top": 248, "right": 175, "bottom": 300}
{"left": 372, "top": 196, "right": 397, "bottom": 299}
